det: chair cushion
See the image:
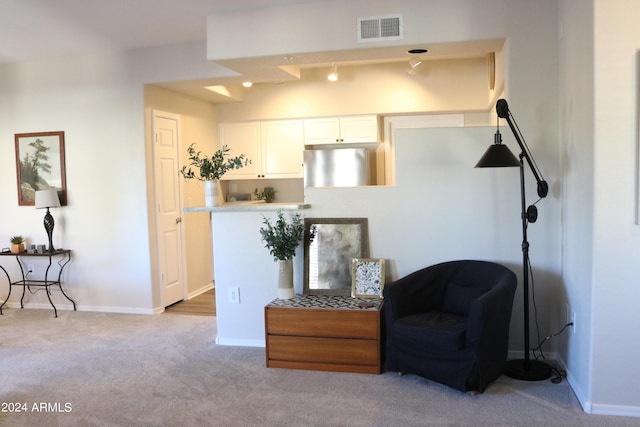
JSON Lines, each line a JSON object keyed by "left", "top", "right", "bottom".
{"left": 394, "top": 312, "right": 467, "bottom": 351}
{"left": 443, "top": 282, "right": 488, "bottom": 316}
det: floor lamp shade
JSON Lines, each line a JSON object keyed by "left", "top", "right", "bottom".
{"left": 35, "top": 189, "right": 61, "bottom": 252}
{"left": 475, "top": 141, "right": 520, "bottom": 168}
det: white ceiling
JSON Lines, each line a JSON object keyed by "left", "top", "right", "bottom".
{"left": 0, "top": 0, "right": 501, "bottom": 103}
{"left": 0, "top": 0, "right": 320, "bottom": 64}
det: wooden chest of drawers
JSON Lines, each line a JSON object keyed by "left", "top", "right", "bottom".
{"left": 264, "top": 295, "right": 383, "bottom": 374}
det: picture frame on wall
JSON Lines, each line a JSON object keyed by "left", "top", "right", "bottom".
{"left": 351, "top": 258, "right": 386, "bottom": 299}
{"left": 14, "top": 131, "right": 67, "bottom": 206}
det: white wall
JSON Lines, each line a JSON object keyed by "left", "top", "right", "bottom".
{"left": 307, "top": 127, "right": 525, "bottom": 273}
{"left": 558, "top": 0, "right": 595, "bottom": 412}
{"left": 0, "top": 42, "right": 226, "bottom": 313}
{"left": 589, "top": 0, "right": 640, "bottom": 416}
{"left": 212, "top": 210, "right": 297, "bottom": 346}
{"left": 0, "top": 53, "right": 154, "bottom": 312}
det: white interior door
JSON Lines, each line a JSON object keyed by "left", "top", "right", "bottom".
{"left": 152, "top": 110, "right": 186, "bottom": 307}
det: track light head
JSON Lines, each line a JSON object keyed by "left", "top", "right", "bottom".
{"left": 406, "top": 57, "right": 423, "bottom": 76}
{"left": 327, "top": 63, "right": 338, "bottom": 82}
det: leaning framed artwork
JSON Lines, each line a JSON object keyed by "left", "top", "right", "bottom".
{"left": 303, "top": 218, "right": 369, "bottom": 296}
{"left": 351, "top": 258, "right": 386, "bottom": 299}
{"left": 14, "top": 131, "right": 67, "bottom": 206}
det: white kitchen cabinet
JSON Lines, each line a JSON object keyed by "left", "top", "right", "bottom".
{"left": 304, "top": 115, "right": 380, "bottom": 145}
{"left": 219, "top": 120, "right": 303, "bottom": 180}
{"left": 261, "top": 120, "right": 304, "bottom": 178}
{"left": 218, "top": 121, "right": 261, "bottom": 179}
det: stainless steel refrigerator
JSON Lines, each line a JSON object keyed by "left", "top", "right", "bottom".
{"left": 303, "top": 148, "right": 369, "bottom": 187}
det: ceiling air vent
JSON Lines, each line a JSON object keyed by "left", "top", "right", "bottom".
{"left": 357, "top": 14, "right": 403, "bottom": 43}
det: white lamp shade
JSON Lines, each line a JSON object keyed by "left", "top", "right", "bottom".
{"left": 35, "top": 189, "right": 61, "bottom": 209}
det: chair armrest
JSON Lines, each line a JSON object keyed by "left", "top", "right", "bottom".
{"left": 465, "top": 278, "right": 517, "bottom": 346}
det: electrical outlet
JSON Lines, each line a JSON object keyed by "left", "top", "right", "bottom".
{"left": 27, "top": 264, "right": 35, "bottom": 274}
{"left": 564, "top": 302, "right": 576, "bottom": 334}
{"left": 228, "top": 288, "right": 240, "bottom": 304}
{"left": 563, "top": 303, "right": 573, "bottom": 334}
{"left": 571, "top": 310, "right": 576, "bottom": 334}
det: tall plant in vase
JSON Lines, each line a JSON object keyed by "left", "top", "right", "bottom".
{"left": 179, "top": 143, "right": 250, "bottom": 207}
{"left": 259, "top": 211, "right": 305, "bottom": 299}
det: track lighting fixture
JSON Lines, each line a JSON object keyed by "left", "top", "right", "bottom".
{"left": 327, "top": 63, "right": 338, "bottom": 82}
{"left": 406, "top": 57, "right": 423, "bottom": 76}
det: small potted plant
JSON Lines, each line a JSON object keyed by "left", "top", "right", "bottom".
{"left": 10, "top": 236, "right": 25, "bottom": 254}
{"left": 254, "top": 186, "right": 277, "bottom": 203}
{"left": 179, "top": 143, "right": 250, "bottom": 207}
{"left": 259, "top": 211, "right": 304, "bottom": 299}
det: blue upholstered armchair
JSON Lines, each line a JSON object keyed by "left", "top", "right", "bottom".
{"left": 383, "top": 260, "right": 517, "bottom": 393}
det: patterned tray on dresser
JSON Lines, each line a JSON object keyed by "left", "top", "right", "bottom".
{"left": 266, "top": 294, "right": 382, "bottom": 310}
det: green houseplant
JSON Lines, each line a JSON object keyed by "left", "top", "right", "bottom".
{"left": 259, "top": 211, "right": 304, "bottom": 299}
{"left": 254, "top": 186, "right": 277, "bottom": 203}
{"left": 179, "top": 143, "right": 250, "bottom": 207}
{"left": 10, "top": 236, "right": 25, "bottom": 254}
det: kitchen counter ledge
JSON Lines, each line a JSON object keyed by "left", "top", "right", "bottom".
{"left": 184, "top": 202, "right": 310, "bottom": 213}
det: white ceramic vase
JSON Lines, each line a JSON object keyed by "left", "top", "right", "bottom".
{"left": 278, "top": 259, "right": 295, "bottom": 299}
{"left": 204, "top": 180, "right": 219, "bottom": 207}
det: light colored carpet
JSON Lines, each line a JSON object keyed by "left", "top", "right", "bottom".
{"left": 0, "top": 308, "right": 638, "bottom": 427}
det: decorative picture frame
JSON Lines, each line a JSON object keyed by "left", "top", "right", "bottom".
{"left": 351, "top": 258, "right": 386, "bottom": 299}
{"left": 15, "top": 131, "right": 67, "bottom": 206}
{"left": 227, "top": 193, "right": 252, "bottom": 202}
{"left": 303, "top": 218, "right": 369, "bottom": 296}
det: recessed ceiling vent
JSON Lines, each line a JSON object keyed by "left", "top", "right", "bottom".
{"left": 357, "top": 14, "right": 403, "bottom": 43}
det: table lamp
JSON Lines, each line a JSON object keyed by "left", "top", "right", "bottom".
{"left": 35, "top": 189, "right": 61, "bottom": 253}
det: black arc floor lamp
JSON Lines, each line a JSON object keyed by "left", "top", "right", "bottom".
{"left": 475, "top": 98, "right": 552, "bottom": 381}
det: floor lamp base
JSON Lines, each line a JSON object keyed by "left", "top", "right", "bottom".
{"left": 503, "top": 359, "right": 552, "bottom": 381}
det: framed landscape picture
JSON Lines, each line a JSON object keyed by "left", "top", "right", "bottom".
{"left": 15, "top": 131, "right": 67, "bottom": 206}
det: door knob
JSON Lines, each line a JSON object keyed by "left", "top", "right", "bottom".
{"left": 176, "top": 217, "right": 182, "bottom": 224}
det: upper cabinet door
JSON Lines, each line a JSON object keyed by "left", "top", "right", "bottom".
{"left": 339, "top": 115, "right": 380, "bottom": 143}
{"left": 303, "top": 117, "right": 341, "bottom": 145}
{"left": 304, "top": 115, "right": 379, "bottom": 145}
{"left": 261, "top": 120, "right": 304, "bottom": 178}
{"left": 218, "top": 121, "right": 261, "bottom": 179}
{"left": 219, "top": 120, "right": 304, "bottom": 180}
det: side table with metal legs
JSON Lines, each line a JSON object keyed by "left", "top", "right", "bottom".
{"left": 0, "top": 249, "right": 76, "bottom": 318}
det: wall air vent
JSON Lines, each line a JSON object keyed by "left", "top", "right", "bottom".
{"left": 357, "top": 14, "right": 403, "bottom": 43}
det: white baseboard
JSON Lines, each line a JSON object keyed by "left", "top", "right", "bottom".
{"left": 590, "top": 404, "right": 640, "bottom": 417}
{"left": 215, "top": 336, "right": 265, "bottom": 348}
{"left": 553, "top": 354, "right": 592, "bottom": 413}
{"left": 79, "top": 305, "right": 160, "bottom": 315}
{"left": 506, "top": 350, "right": 591, "bottom": 411}
{"left": 187, "top": 282, "right": 214, "bottom": 300}
{"left": 1, "top": 301, "right": 159, "bottom": 315}
{"left": 535, "top": 353, "right": 640, "bottom": 417}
